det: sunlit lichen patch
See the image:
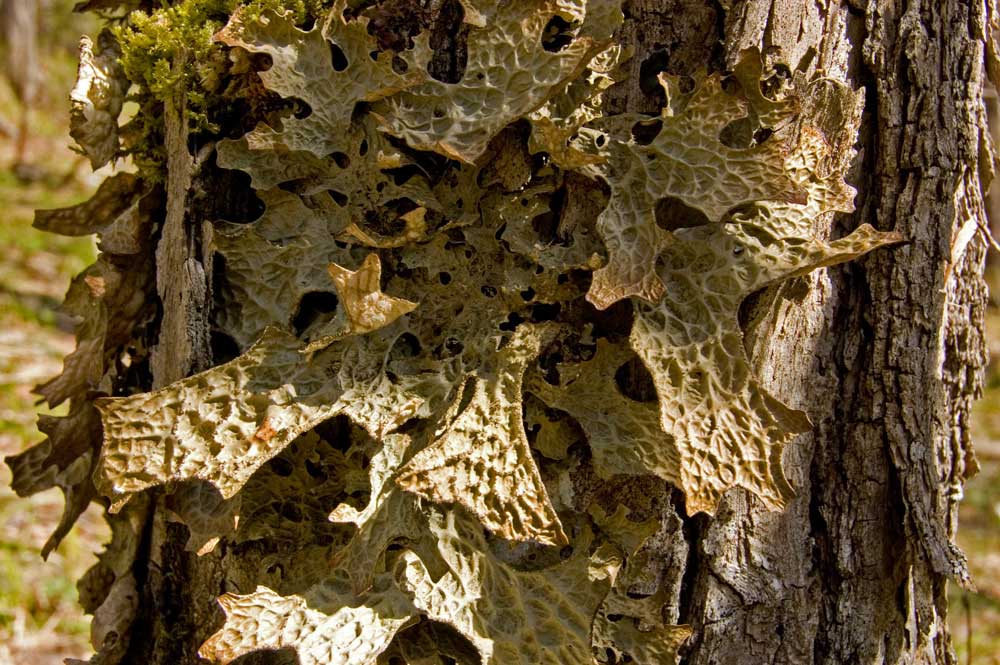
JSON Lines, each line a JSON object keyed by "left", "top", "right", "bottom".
{"left": 9, "top": 1, "right": 904, "bottom": 662}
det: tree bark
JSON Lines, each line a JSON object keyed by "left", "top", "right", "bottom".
{"left": 95, "top": 1, "right": 993, "bottom": 663}
{"left": 663, "top": 1, "right": 988, "bottom": 664}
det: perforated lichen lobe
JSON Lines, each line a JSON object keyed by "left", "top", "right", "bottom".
{"left": 12, "top": 3, "right": 906, "bottom": 664}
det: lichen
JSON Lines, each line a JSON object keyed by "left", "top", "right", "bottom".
{"left": 8, "top": 2, "right": 904, "bottom": 664}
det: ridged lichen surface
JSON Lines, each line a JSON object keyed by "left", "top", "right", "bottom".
{"left": 8, "top": 0, "right": 903, "bottom": 663}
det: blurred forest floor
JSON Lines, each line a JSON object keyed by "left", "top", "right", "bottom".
{"left": 0, "top": 5, "right": 109, "bottom": 663}
{"left": 956, "top": 296, "right": 1000, "bottom": 665}
{"left": 0, "top": 7, "right": 997, "bottom": 665}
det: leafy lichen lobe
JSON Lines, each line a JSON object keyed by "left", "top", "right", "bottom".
{"left": 9, "top": 1, "right": 904, "bottom": 663}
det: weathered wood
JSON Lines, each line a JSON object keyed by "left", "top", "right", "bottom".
{"left": 133, "top": 57, "right": 222, "bottom": 665}
{"left": 151, "top": 58, "right": 212, "bottom": 388}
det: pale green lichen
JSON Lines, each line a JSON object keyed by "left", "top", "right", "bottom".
{"left": 10, "top": 2, "right": 904, "bottom": 664}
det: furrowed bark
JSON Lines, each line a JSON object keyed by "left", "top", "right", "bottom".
{"left": 670, "top": 1, "right": 987, "bottom": 663}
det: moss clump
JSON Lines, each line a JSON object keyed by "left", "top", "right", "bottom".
{"left": 114, "top": 0, "right": 329, "bottom": 173}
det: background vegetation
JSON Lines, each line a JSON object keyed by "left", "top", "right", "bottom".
{"left": 0, "top": 5, "right": 996, "bottom": 663}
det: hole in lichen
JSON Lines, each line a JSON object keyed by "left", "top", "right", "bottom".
{"left": 326, "top": 190, "right": 349, "bottom": 207}
{"left": 390, "top": 332, "right": 423, "bottom": 361}
{"left": 499, "top": 312, "right": 525, "bottom": 332}
{"left": 614, "top": 357, "right": 658, "bottom": 402}
{"left": 639, "top": 49, "right": 670, "bottom": 96}
{"left": 438, "top": 271, "right": 452, "bottom": 285}
{"left": 329, "top": 42, "right": 349, "bottom": 71}
{"left": 193, "top": 153, "right": 260, "bottom": 222}
{"left": 304, "top": 459, "right": 326, "bottom": 480}
{"left": 391, "top": 623, "right": 480, "bottom": 665}
{"left": 351, "top": 101, "right": 370, "bottom": 123}
{"left": 292, "top": 291, "right": 339, "bottom": 335}
{"left": 386, "top": 165, "right": 424, "bottom": 186}
{"left": 576, "top": 341, "right": 597, "bottom": 361}
{"left": 631, "top": 119, "right": 663, "bottom": 145}
{"left": 438, "top": 337, "right": 463, "bottom": 357}
{"left": 481, "top": 285, "right": 497, "bottom": 298}
{"left": 361, "top": 1, "right": 433, "bottom": 52}
{"left": 433, "top": 107, "right": 446, "bottom": 118}
{"left": 520, "top": 287, "right": 536, "bottom": 301}
{"left": 363, "top": 198, "right": 416, "bottom": 237}
{"left": 530, "top": 186, "right": 567, "bottom": 244}
{"left": 531, "top": 302, "right": 561, "bottom": 322}
{"left": 250, "top": 52, "right": 273, "bottom": 72}
{"left": 753, "top": 127, "right": 774, "bottom": 144}
{"left": 277, "top": 180, "right": 300, "bottom": 194}
{"left": 292, "top": 99, "right": 312, "bottom": 119}
{"left": 541, "top": 15, "right": 574, "bottom": 52}
{"left": 280, "top": 502, "right": 304, "bottom": 522}
{"left": 330, "top": 151, "right": 351, "bottom": 169}
{"left": 579, "top": 297, "right": 634, "bottom": 340}
{"left": 269, "top": 457, "right": 294, "bottom": 477}
{"left": 561, "top": 268, "right": 592, "bottom": 293}
{"left": 596, "top": 133, "right": 607, "bottom": 147}
{"left": 723, "top": 202, "right": 761, "bottom": 223}
{"left": 607, "top": 613, "right": 624, "bottom": 622}
{"left": 359, "top": 138, "right": 369, "bottom": 156}
{"left": 210, "top": 331, "right": 240, "bottom": 364}
{"left": 391, "top": 54, "right": 408, "bottom": 74}
{"left": 538, "top": 343, "right": 563, "bottom": 385}
{"left": 654, "top": 196, "right": 710, "bottom": 231}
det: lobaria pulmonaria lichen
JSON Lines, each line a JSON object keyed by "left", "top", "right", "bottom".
{"left": 7, "top": 0, "right": 901, "bottom": 663}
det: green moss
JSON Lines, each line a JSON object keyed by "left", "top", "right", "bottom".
{"left": 114, "top": 0, "right": 228, "bottom": 120}
{"left": 114, "top": 0, "right": 330, "bottom": 175}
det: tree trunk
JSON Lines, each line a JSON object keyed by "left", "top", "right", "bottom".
{"left": 19, "top": 0, "right": 992, "bottom": 664}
